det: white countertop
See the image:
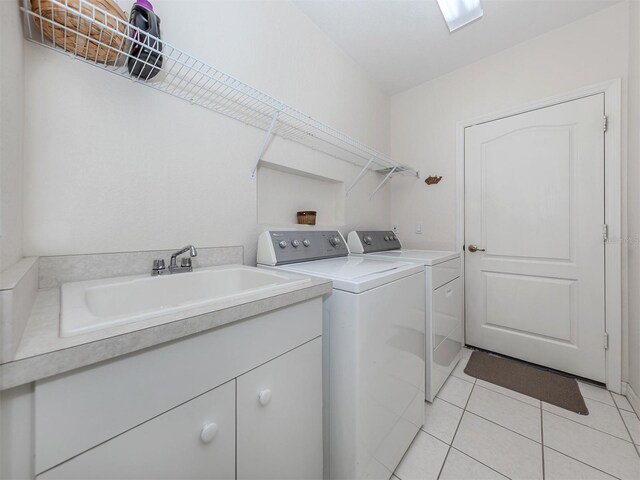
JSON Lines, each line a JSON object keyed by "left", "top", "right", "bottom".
{"left": 0, "top": 275, "right": 331, "bottom": 391}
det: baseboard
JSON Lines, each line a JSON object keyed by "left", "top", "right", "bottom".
{"left": 625, "top": 382, "right": 640, "bottom": 415}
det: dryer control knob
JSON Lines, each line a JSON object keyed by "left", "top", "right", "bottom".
{"left": 329, "top": 236, "right": 342, "bottom": 247}
{"left": 291, "top": 240, "right": 300, "bottom": 248}
{"left": 302, "top": 239, "right": 311, "bottom": 247}
{"left": 363, "top": 235, "right": 373, "bottom": 245}
{"left": 278, "top": 240, "right": 288, "bottom": 248}
{"left": 384, "top": 236, "right": 389, "bottom": 241}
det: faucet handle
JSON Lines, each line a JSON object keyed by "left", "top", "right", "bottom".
{"left": 153, "top": 258, "right": 166, "bottom": 270}
{"left": 181, "top": 257, "right": 192, "bottom": 268}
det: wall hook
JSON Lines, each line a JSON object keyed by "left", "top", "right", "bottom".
{"left": 425, "top": 176, "right": 443, "bottom": 185}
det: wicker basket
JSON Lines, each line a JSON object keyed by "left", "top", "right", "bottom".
{"left": 31, "top": 0, "right": 128, "bottom": 64}
{"left": 297, "top": 211, "right": 317, "bottom": 225}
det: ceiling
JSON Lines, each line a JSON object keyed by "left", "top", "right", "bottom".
{"left": 294, "top": 0, "right": 620, "bottom": 94}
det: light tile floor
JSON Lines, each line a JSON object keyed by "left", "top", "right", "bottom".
{"left": 394, "top": 348, "right": 640, "bottom": 480}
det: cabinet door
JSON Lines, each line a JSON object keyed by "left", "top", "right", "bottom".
{"left": 432, "top": 277, "right": 462, "bottom": 349}
{"left": 38, "top": 380, "right": 235, "bottom": 480}
{"left": 237, "top": 337, "right": 322, "bottom": 480}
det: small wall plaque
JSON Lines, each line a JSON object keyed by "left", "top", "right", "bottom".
{"left": 425, "top": 176, "right": 443, "bottom": 185}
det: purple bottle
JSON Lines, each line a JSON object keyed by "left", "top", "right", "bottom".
{"left": 128, "top": 0, "right": 163, "bottom": 80}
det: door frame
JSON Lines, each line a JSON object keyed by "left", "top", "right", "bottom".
{"left": 455, "top": 79, "right": 622, "bottom": 393}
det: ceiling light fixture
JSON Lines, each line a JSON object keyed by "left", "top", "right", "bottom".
{"left": 436, "top": 0, "right": 483, "bottom": 32}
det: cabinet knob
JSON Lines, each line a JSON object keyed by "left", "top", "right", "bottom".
{"left": 258, "top": 389, "right": 272, "bottom": 406}
{"left": 200, "top": 422, "right": 218, "bottom": 444}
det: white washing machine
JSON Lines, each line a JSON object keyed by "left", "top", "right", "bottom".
{"left": 348, "top": 230, "right": 462, "bottom": 402}
{"left": 257, "top": 230, "right": 425, "bottom": 480}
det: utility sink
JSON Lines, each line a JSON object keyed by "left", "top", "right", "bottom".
{"left": 60, "top": 265, "right": 310, "bottom": 337}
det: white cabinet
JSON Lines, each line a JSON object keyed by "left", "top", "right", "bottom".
{"left": 426, "top": 258, "right": 463, "bottom": 402}
{"left": 32, "top": 298, "right": 323, "bottom": 480}
{"left": 39, "top": 381, "right": 236, "bottom": 480}
{"left": 432, "top": 277, "right": 462, "bottom": 349}
{"left": 237, "top": 338, "right": 322, "bottom": 480}
{"left": 35, "top": 298, "right": 322, "bottom": 474}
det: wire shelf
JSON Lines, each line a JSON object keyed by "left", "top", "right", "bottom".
{"left": 19, "top": 0, "right": 419, "bottom": 183}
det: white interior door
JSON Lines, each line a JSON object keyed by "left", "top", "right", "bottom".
{"left": 464, "top": 94, "right": 606, "bottom": 382}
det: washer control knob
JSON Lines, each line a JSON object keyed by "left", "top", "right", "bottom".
{"left": 391, "top": 235, "right": 397, "bottom": 241}
{"left": 291, "top": 239, "right": 300, "bottom": 248}
{"left": 329, "top": 235, "right": 342, "bottom": 247}
{"left": 384, "top": 236, "right": 389, "bottom": 241}
{"left": 363, "top": 235, "right": 373, "bottom": 245}
{"left": 302, "top": 239, "right": 311, "bottom": 247}
{"left": 278, "top": 240, "right": 288, "bottom": 249}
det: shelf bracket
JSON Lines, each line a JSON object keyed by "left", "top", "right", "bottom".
{"left": 251, "top": 111, "right": 280, "bottom": 178}
{"left": 346, "top": 157, "right": 375, "bottom": 196}
{"left": 369, "top": 166, "right": 396, "bottom": 199}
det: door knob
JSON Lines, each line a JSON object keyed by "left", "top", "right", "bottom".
{"left": 467, "top": 244, "right": 485, "bottom": 253}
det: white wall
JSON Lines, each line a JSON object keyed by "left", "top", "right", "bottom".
{"left": 0, "top": 0, "right": 24, "bottom": 273}
{"left": 22, "top": 0, "right": 393, "bottom": 264}
{"left": 257, "top": 164, "right": 345, "bottom": 227}
{"left": 627, "top": 0, "right": 640, "bottom": 396}
{"left": 390, "top": 2, "right": 630, "bottom": 378}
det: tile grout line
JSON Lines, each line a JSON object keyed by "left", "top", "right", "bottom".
{"left": 463, "top": 410, "right": 542, "bottom": 444}
{"left": 462, "top": 381, "right": 633, "bottom": 479}
{"left": 459, "top": 382, "right": 630, "bottom": 446}
{"left": 613, "top": 393, "right": 640, "bottom": 420}
{"left": 609, "top": 391, "right": 639, "bottom": 416}
{"left": 582, "top": 393, "right": 621, "bottom": 409}
{"left": 443, "top": 369, "right": 633, "bottom": 478}
{"left": 543, "top": 408, "right": 636, "bottom": 445}
{"left": 540, "top": 400, "right": 545, "bottom": 480}
{"left": 393, "top": 421, "right": 428, "bottom": 480}
{"left": 610, "top": 390, "right": 640, "bottom": 459}
{"left": 441, "top": 375, "right": 538, "bottom": 479}
{"left": 467, "top": 394, "right": 630, "bottom": 479}
{"left": 433, "top": 394, "right": 469, "bottom": 410}
{"left": 617, "top": 406, "right": 640, "bottom": 416}
{"left": 449, "top": 446, "right": 511, "bottom": 480}
{"left": 436, "top": 378, "right": 477, "bottom": 479}
{"left": 423, "top": 430, "right": 455, "bottom": 445}
{"left": 624, "top": 406, "right": 640, "bottom": 420}
{"left": 543, "top": 445, "right": 624, "bottom": 480}
{"left": 425, "top": 384, "right": 468, "bottom": 439}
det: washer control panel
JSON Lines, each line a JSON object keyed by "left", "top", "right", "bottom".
{"left": 347, "top": 230, "right": 402, "bottom": 254}
{"left": 257, "top": 230, "right": 349, "bottom": 265}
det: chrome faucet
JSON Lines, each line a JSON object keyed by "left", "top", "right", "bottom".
{"left": 152, "top": 245, "right": 198, "bottom": 276}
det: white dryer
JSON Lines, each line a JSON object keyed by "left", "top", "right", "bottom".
{"left": 348, "top": 230, "right": 462, "bottom": 402}
{"left": 257, "top": 230, "right": 425, "bottom": 480}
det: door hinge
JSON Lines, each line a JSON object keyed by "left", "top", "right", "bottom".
{"left": 603, "top": 224, "right": 609, "bottom": 242}
{"left": 603, "top": 115, "right": 608, "bottom": 132}
{"left": 604, "top": 332, "right": 609, "bottom": 350}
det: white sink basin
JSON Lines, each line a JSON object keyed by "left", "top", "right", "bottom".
{"left": 60, "top": 265, "right": 311, "bottom": 337}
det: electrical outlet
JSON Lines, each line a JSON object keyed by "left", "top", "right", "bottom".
{"left": 393, "top": 224, "right": 399, "bottom": 233}
{"left": 415, "top": 223, "right": 423, "bottom": 234}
